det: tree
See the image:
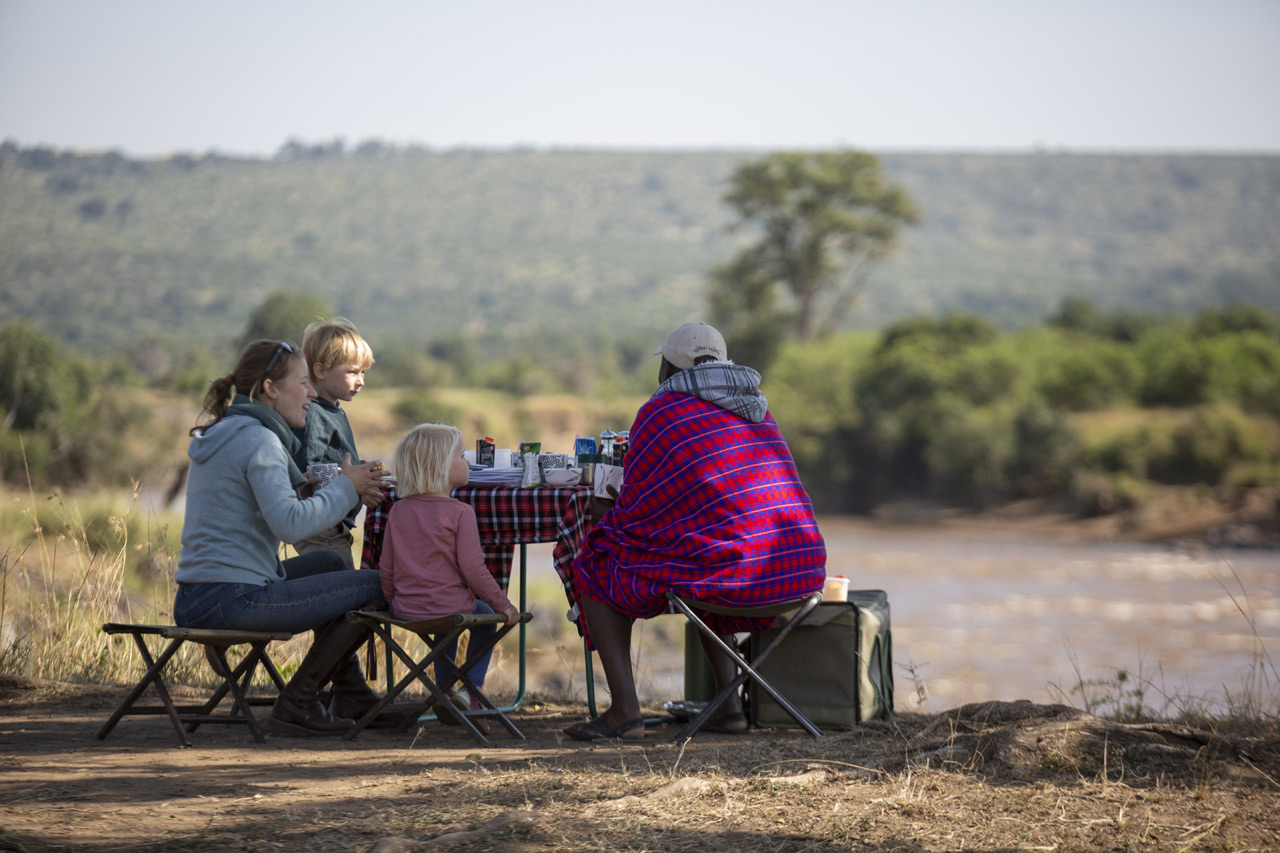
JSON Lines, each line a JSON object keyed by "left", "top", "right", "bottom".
{"left": 238, "top": 291, "right": 334, "bottom": 351}
{"left": 1194, "top": 302, "right": 1279, "bottom": 339}
{"left": 0, "top": 321, "right": 143, "bottom": 486}
{"left": 0, "top": 321, "right": 71, "bottom": 431}
{"left": 710, "top": 151, "right": 919, "bottom": 364}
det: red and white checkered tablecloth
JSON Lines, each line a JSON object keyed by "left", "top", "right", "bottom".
{"left": 362, "top": 485, "right": 593, "bottom": 618}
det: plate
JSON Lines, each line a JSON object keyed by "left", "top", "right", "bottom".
{"left": 465, "top": 468, "right": 524, "bottom": 486}
{"left": 661, "top": 700, "right": 708, "bottom": 722}
{"left": 544, "top": 468, "right": 582, "bottom": 487}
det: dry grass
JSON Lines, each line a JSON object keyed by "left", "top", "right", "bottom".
{"left": 2, "top": 467, "right": 1279, "bottom": 852}
{"left": 0, "top": 481, "right": 175, "bottom": 684}
{"left": 0, "top": 478, "right": 635, "bottom": 704}
{"left": 1, "top": 683, "right": 1278, "bottom": 853}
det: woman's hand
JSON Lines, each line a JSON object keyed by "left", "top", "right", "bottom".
{"left": 501, "top": 604, "right": 521, "bottom": 626}
{"left": 341, "top": 454, "right": 389, "bottom": 504}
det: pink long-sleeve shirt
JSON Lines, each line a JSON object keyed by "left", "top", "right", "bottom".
{"left": 379, "top": 494, "right": 513, "bottom": 621}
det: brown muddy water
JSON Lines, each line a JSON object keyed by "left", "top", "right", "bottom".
{"left": 519, "top": 515, "right": 1279, "bottom": 716}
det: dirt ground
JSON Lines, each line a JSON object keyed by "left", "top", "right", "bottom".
{"left": 1, "top": 675, "right": 1277, "bottom": 853}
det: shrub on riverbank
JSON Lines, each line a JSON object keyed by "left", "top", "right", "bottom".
{"left": 767, "top": 303, "right": 1280, "bottom": 516}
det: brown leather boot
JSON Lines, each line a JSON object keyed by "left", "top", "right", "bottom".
{"left": 326, "top": 649, "right": 382, "bottom": 720}
{"left": 270, "top": 619, "right": 368, "bottom": 737}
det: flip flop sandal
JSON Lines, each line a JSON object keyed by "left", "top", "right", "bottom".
{"left": 563, "top": 716, "right": 646, "bottom": 742}
{"left": 703, "top": 711, "right": 750, "bottom": 734}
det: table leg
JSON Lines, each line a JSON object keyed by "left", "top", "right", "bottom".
{"left": 495, "top": 544, "right": 527, "bottom": 712}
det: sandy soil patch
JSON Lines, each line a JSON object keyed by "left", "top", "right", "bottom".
{"left": 1, "top": 675, "right": 1277, "bottom": 852}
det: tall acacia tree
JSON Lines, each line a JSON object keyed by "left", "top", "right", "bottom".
{"left": 710, "top": 151, "right": 919, "bottom": 367}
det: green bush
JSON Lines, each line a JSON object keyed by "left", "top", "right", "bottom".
{"left": 1193, "top": 302, "right": 1280, "bottom": 339}
{"left": 0, "top": 430, "right": 54, "bottom": 484}
{"left": 1136, "top": 329, "right": 1211, "bottom": 407}
{"left": 1047, "top": 296, "right": 1155, "bottom": 342}
{"left": 1202, "top": 332, "right": 1280, "bottom": 415}
{"left": 875, "top": 313, "right": 997, "bottom": 356}
{"left": 767, "top": 335, "right": 871, "bottom": 510}
{"left": 1087, "top": 417, "right": 1178, "bottom": 481}
{"left": 1089, "top": 404, "right": 1276, "bottom": 486}
{"left": 1151, "top": 404, "right": 1275, "bottom": 485}
{"left": 1035, "top": 342, "right": 1142, "bottom": 410}
{"left": 843, "top": 322, "right": 1101, "bottom": 508}
{"left": 0, "top": 321, "right": 154, "bottom": 487}
{"left": 921, "top": 394, "right": 1011, "bottom": 505}
{"left": 1006, "top": 403, "right": 1083, "bottom": 497}
{"left": 952, "top": 346, "right": 1024, "bottom": 407}
{"left": 856, "top": 338, "right": 953, "bottom": 414}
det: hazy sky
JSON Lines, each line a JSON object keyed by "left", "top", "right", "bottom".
{"left": 2, "top": 0, "right": 1278, "bottom": 157}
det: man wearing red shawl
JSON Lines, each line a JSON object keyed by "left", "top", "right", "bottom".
{"left": 565, "top": 322, "right": 827, "bottom": 741}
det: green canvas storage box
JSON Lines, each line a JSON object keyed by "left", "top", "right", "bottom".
{"left": 747, "top": 590, "right": 893, "bottom": 729}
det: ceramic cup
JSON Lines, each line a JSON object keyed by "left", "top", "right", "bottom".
{"left": 307, "top": 463, "right": 342, "bottom": 490}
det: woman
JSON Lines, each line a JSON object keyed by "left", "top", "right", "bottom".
{"left": 173, "top": 339, "right": 389, "bottom": 736}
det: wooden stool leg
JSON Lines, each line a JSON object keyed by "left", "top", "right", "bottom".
{"left": 343, "top": 623, "right": 452, "bottom": 740}
{"left": 99, "top": 625, "right": 295, "bottom": 746}
{"left": 416, "top": 627, "right": 494, "bottom": 745}
{"left": 451, "top": 622, "right": 525, "bottom": 740}
{"left": 342, "top": 611, "right": 532, "bottom": 745}
{"left": 261, "top": 647, "right": 289, "bottom": 693}
{"left": 186, "top": 641, "right": 273, "bottom": 744}
{"left": 97, "top": 634, "right": 192, "bottom": 748}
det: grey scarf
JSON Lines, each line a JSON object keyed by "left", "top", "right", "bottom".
{"left": 224, "top": 395, "right": 308, "bottom": 488}
{"left": 656, "top": 362, "right": 768, "bottom": 423}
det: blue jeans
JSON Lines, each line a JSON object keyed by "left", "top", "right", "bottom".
{"left": 173, "top": 551, "right": 386, "bottom": 634}
{"left": 434, "top": 600, "right": 497, "bottom": 690}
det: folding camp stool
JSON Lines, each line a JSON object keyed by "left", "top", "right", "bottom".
{"left": 97, "top": 623, "right": 292, "bottom": 747}
{"left": 666, "top": 590, "right": 825, "bottom": 743}
{"left": 342, "top": 609, "right": 533, "bottom": 745}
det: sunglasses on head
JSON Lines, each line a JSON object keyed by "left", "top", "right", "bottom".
{"left": 262, "top": 341, "right": 295, "bottom": 381}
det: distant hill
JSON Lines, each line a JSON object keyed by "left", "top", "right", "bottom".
{"left": 2, "top": 142, "right": 1277, "bottom": 363}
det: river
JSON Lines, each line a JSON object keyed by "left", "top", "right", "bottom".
{"left": 521, "top": 514, "right": 1279, "bottom": 716}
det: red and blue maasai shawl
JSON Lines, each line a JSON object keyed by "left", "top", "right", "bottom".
{"left": 573, "top": 386, "right": 826, "bottom": 649}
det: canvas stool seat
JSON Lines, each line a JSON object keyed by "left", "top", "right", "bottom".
{"left": 666, "top": 589, "right": 825, "bottom": 743}
{"left": 97, "top": 623, "right": 292, "bottom": 747}
{"left": 342, "top": 609, "right": 533, "bottom": 745}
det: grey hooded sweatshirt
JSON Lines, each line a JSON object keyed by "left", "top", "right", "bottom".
{"left": 176, "top": 413, "right": 360, "bottom": 586}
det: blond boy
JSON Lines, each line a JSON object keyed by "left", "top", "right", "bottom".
{"left": 291, "top": 318, "right": 380, "bottom": 569}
